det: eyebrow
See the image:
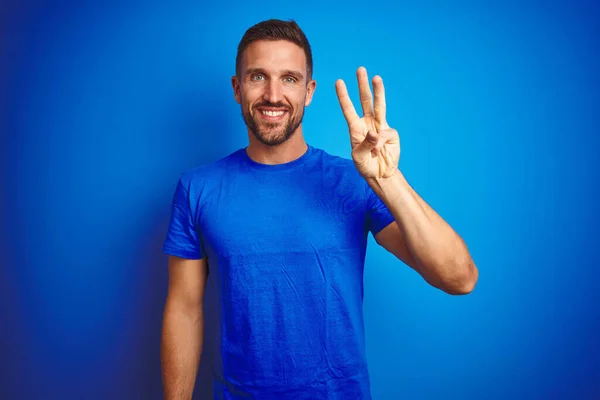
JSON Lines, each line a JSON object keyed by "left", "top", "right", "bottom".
{"left": 244, "top": 67, "right": 305, "bottom": 81}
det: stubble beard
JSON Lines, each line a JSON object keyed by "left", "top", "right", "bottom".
{"left": 243, "top": 106, "right": 305, "bottom": 147}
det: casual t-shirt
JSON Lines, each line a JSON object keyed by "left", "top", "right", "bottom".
{"left": 163, "top": 144, "right": 395, "bottom": 399}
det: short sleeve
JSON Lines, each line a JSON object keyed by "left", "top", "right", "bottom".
{"left": 162, "top": 177, "right": 205, "bottom": 259}
{"left": 365, "top": 182, "right": 395, "bottom": 236}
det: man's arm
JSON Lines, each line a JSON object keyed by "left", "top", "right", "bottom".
{"left": 371, "top": 170, "right": 478, "bottom": 295}
{"left": 334, "top": 67, "right": 477, "bottom": 294}
{"left": 161, "top": 255, "right": 209, "bottom": 399}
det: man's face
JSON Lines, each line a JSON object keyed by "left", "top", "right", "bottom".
{"left": 232, "top": 40, "right": 316, "bottom": 146}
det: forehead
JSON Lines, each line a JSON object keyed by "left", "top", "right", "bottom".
{"left": 241, "top": 40, "right": 306, "bottom": 73}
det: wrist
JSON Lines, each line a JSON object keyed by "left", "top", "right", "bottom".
{"left": 366, "top": 169, "right": 404, "bottom": 194}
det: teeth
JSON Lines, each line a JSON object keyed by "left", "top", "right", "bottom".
{"left": 261, "top": 110, "right": 284, "bottom": 117}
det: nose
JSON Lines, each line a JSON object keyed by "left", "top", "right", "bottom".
{"left": 263, "top": 79, "right": 283, "bottom": 104}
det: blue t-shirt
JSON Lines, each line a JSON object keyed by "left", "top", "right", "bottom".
{"left": 163, "top": 145, "right": 395, "bottom": 399}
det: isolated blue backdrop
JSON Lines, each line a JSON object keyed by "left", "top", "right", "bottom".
{"left": 1, "top": 0, "right": 599, "bottom": 399}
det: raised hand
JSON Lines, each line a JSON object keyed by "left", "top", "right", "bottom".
{"left": 335, "top": 67, "right": 400, "bottom": 180}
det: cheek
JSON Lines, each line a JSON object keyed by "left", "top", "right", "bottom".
{"left": 241, "top": 90, "right": 261, "bottom": 107}
{"left": 289, "top": 88, "right": 307, "bottom": 106}
{"left": 238, "top": 94, "right": 254, "bottom": 113}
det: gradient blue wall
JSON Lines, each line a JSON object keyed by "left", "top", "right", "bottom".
{"left": 1, "top": 1, "right": 599, "bottom": 399}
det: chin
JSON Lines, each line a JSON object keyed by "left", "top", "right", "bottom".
{"left": 254, "top": 130, "right": 292, "bottom": 146}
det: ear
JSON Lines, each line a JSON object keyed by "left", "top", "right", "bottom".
{"left": 304, "top": 79, "right": 317, "bottom": 107}
{"left": 231, "top": 75, "right": 241, "bottom": 104}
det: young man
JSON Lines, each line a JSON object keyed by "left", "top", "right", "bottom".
{"left": 161, "top": 19, "right": 478, "bottom": 400}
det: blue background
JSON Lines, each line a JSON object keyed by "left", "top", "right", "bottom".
{"left": 1, "top": 0, "right": 599, "bottom": 399}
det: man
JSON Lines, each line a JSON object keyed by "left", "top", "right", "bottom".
{"left": 161, "top": 19, "right": 478, "bottom": 400}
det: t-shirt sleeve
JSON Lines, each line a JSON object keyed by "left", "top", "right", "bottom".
{"left": 365, "top": 181, "right": 395, "bottom": 236}
{"left": 162, "top": 177, "right": 205, "bottom": 259}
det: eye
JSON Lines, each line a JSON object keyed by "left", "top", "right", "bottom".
{"left": 283, "top": 76, "right": 297, "bottom": 83}
{"left": 251, "top": 74, "right": 265, "bottom": 81}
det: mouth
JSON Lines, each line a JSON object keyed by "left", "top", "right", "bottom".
{"left": 256, "top": 107, "right": 288, "bottom": 122}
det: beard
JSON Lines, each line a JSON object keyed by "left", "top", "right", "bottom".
{"left": 242, "top": 102, "right": 304, "bottom": 146}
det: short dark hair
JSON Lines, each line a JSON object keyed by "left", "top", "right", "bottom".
{"left": 235, "top": 19, "right": 313, "bottom": 80}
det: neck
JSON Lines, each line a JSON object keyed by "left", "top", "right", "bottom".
{"left": 246, "top": 129, "right": 308, "bottom": 165}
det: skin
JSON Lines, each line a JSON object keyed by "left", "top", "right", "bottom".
{"left": 231, "top": 40, "right": 316, "bottom": 165}
{"left": 161, "top": 38, "right": 478, "bottom": 399}
{"left": 161, "top": 256, "right": 208, "bottom": 400}
{"left": 335, "top": 70, "right": 479, "bottom": 294}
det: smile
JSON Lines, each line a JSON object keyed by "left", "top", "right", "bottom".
{"left": 261, "top": 110, "right": 285, "bottom": 117}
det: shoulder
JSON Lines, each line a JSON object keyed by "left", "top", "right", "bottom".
{"left": 311, "top": 146, "right": 357, "bottom": 171}
{"left": 176, "top": 149, "right": 245, "bottom": 192}
{"left": 309, "top": 146, "right": 370, "bottom": 203}
{"left": 311, "top": 146, "right": 365, "bottom": 182}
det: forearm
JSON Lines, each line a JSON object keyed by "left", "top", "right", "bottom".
{"left": 368, "top": 170, "right": 477, "bottom": 293}
{"left": 161, "top": 301, "right": 204, "bottom": 400}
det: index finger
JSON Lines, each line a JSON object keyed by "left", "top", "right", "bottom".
{"left": 335, "top": 79, "right": 360, "bottom": 126}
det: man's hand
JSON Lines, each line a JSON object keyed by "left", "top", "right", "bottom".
{"left": 335, "top": 66, "right": 400, "bottom": 180}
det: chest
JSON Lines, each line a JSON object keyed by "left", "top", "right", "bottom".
{"left": 197, "top": 175, "right": 368, "bottom": 258}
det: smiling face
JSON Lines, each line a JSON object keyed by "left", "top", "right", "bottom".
{"left": 232, "top": 40, "right": 316, "bottom": 146}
